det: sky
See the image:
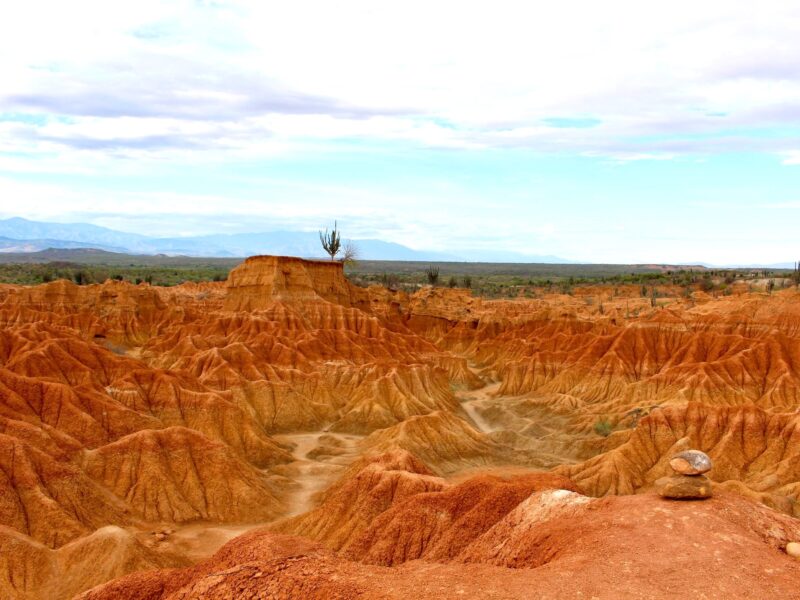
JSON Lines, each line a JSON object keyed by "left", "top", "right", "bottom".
{"left": 1, "top": 0, "right": 799, "bottom": 264}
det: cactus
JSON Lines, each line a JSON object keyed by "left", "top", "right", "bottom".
{"left": 319, "top": 222, "right": 341, "bottom": 260}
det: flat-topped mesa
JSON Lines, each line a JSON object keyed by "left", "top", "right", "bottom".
{"left": 223, "top": 255, "right": 357, "bottom": 311}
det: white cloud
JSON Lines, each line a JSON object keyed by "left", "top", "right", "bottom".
{"left": 582, "top": 151, "right": 677, "bottom": 164}
{"left": 1, "top": 1, "right": 800, "bottom": 159}
{"left": 782, "top": 151, "right": 800, "bottom": 165}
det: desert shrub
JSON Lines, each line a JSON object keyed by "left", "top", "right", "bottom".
{"left": 594, "top": 418, "right": 613, "bottom": 437}
{"left": 339, "top": 240, "right": 359, "bottom": 266}
{"left": 425, "top": 265, "right": 440, "bottom": 286}
{"left": 447, "top": 276, "right": 457, "bottom": 288}
{"left": 379, "top": 272, "right": 400, "bottom": 289}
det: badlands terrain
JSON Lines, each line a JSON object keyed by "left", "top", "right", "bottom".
{"left": 1, "top": 255, "right": 800, "bottom": 598}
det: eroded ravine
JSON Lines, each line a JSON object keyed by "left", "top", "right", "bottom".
{"left": 274, "top": 431, "right": 364, "bottom": 517}
{"left": 458, "top": 380, "right": 503, "bottom": 434}
{"left": 151, "top": 431, "right": 365, "bottom": 564}
{"left": 453, "top": 365, "right": 601, "bottom": 470}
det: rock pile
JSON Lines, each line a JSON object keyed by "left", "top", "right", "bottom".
{"left": 657, "top": 450, "right": 713, "bottom": 499}
{"left": 786, "top": 541, "right": 800, "bottom": 558}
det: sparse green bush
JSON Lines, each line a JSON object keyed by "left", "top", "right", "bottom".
{"left": 425, "top": 265, "right": 440, "bottom": 286}
{"left": 594, "top": 418, "right": 613, "bottom": 437}
{"left": 379, "top": 272, "right": 400, "bottom": 289}
{"left": 447, "top": 276, "right": 457, "bottom": 288}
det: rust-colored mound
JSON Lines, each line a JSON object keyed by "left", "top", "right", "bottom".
{"left": 273, "top": 451, "right": 446, "bottom": 552}
{"left": 0, "top": 278, "right": 187, "bottom": 346}
{"left": 83, "top": 427, "right": 286, "bottom": 522}
{"left": 559, "top": 401, "right": 800, "bottom": 513}
{"left": 0, "top": 434, "right": 132, "bottom": 548}
{"left": 223, "top": 255, "right": 357, "bottom": 310}
{"left": 360, "top": 411, "right": 503, "bottom": 472}
{"left": 343, "top": 471, "right": 576, "bottom": 565}
{"left": 484, "top": 295, "right": 800, "bottom": 427}
{"left": 80, "top": 492, "right": 800, "bottom": 600}
{"left": 455, "top": 489, "right": 800, "bottom": 576}
{"left": 275, "top": 445, "right": 574, "bottom": 566}
{"left": 0, "top": 525, "right": 187, "bottom": 600}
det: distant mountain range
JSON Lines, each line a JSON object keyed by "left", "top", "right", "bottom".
{"left": 0, "top": 218, "right": 576, "bottom": 263}
{"left": 0, "top": 235, "right": 129, "bottom": 253}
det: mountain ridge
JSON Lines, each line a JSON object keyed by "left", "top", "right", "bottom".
{"left": 0, "top": 217, "right": 573, "bottom": 263}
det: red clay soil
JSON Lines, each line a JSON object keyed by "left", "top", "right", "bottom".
{"left": 79, "top": 490, "right": 800, "bottom": 600}
{"left": 271, "top": 451, "right": 447, "bottom": 552}
{"left": 273, "top": 451, "right": 573, "bottom": 563}
{"left": 341, "top": 471, "right": 576, "bottom": 565}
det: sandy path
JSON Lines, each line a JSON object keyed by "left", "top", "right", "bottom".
{"left": 274, "top": 432, "right": 363, "bottom": 517}
{"left": 458, "top": 381, "right": 502, "bottom": 433}
{"left": 161, "top": 431, "right": 363, "bottom": 563}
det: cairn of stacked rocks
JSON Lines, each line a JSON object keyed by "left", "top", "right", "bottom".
{"left": 656, "top": 450, "right": 713, "bottom": 499}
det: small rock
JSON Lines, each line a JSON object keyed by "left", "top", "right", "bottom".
{"left": 154, "top": 532, "right": 167, "bottom": 542}
{"left": 657, "top": 474, "right": 712, "bottom": 499}
{"left": 669, "top": 450, "right": 712, "bottom": 475}
{"left": 786, "top": 542, "right": 800, "bottom": 558}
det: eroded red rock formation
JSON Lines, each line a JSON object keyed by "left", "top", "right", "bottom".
{"left": 80, "top": 491, "right": 800, "bottom": 600}
{"left": 1, "top": 256, "right": 800, "bottom": 597}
